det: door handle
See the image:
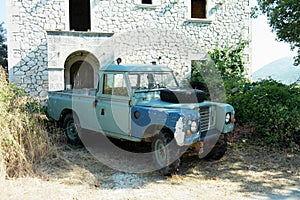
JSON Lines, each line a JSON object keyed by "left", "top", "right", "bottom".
{"left": 93, "top": 99, "right": 98, "bottom": 107}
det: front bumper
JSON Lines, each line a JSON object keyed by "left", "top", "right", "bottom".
{"left": 183, "top": 131, "right": 226, "bottom": 158}
{"left": 176, "top": 127, "right": 221, "bottom": 146}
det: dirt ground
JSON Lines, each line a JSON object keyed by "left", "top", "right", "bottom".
{"left": 1, "top": 138, "right": 300, "bottom": 200}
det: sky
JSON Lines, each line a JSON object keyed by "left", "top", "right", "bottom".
{"left": 0, "top": 0, "right": 5, "bottom": 27}
{"left": 0, "top": 0, "right": 297, "bottom": 72}
{"left": 251, "top": 9, "right": 298, "bottom": 71}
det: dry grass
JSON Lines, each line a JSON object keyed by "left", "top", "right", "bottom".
{"left": 0, "top": 66, "right": 57, "bottom": 178}
{"left": 1, "top": 141, "right": 298, "bottom": 200}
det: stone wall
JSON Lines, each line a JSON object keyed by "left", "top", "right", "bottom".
{"left": 7, "top": 0, "right": 67, "bottom": 99}
{"left": 7, "top": 0, "right": 251, "bottom": 99}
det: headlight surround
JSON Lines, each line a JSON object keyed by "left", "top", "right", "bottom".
{"left": 225, "top": 112, "right": 231, "bottom": 124}
{"left": 190, "top": 120, "right": 199, "bottom": 133}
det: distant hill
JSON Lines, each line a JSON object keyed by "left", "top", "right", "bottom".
{"left": 253, "top": 57, "right": 300, "bottom": 85}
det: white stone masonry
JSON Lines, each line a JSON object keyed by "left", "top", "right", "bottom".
{"left": 7, "top": 0, "right": 251, "bottom": 99}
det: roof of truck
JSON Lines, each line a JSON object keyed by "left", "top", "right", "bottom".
{"left": 99, "top": 64, "right": 173, "bottom": 72}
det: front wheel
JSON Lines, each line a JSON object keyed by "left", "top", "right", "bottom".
{"left": 205, "top": 134, "right": 227, "bottom": 160}
{"left": 62, "top": 113, "right": 81, "bottom": 145}
{"left": 293, "top": 130, "right": 300, "bottom": 145}
{"left": 151, "top": 130, "right": 180, "bottom": 176}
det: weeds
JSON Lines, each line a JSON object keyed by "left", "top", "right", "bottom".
{"left": 0, "top": 66, "right": 56, "bottom": 178}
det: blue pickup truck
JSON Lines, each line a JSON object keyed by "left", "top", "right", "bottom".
{"left": 48, "top": 63, "right": 235, "bottom": 175}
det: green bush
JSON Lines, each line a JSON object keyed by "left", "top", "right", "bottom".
{"left": 191, "top": 41, "right": 300, "bottom": 147}
{"left": 191, "top": 41, "right": 249, "bottom": 99}
{"left": 208, "top": 40, "right": 247, "bottom": 79}
{"left": 229, "top": 79, "right": 300, "bottom": 146}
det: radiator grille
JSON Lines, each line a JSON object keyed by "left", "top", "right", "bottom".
{"left": 199, "top": 107, "right": 210, "bottom": 132}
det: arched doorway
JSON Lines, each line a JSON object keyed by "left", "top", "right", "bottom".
{"left": 64, "top": 51, "right": 99, "bottom": 89}
{"left": 70, "top": 61, "right": 94, "bottom": 89}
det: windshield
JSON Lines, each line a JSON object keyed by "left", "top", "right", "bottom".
{"left": 128, "top": 71, "right": 179, "bottom": 91}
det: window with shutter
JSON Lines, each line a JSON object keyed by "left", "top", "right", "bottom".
{"left": 191, "top": 0, "right": 206, "bottom": 19}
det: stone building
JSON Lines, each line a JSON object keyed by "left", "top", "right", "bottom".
{"left": 6, "top": 0, "right": 251, "bottom": 99}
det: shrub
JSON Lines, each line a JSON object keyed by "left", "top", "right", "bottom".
{"left": 208, "top": 40, "right": 247, "bottom": 79}
{"left": 0, "top": 66, "right": 55, "bottom": 177}
{"left": 190, "top": 41, "right": 249, "bottom": 100}
{"left": 229, "top": 79, "right": 300, "bottom": 146}
{"left": 191, "top": 42, "right": 300, "bottom": 147}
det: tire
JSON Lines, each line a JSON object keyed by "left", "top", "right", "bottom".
{"left": 151, "top": 130, "right": 180, "bottom": 176}
{"left": 62, "top": 113, "right": 81, "bottom": 145}
{"left": 160, "top": 88, "right": 206, "bottom": 104}
{"left": 190, "top": 80, "right": 208, "bottom": 92}
{"left": 293, "top": 131, "right": 300, "bottom": 145}
{"left": 205, "top": 134, "right": 227, "bottom": 160}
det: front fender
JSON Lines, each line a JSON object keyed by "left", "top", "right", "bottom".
{"left": 131, "top": 106, "right": 181, "bottom": 139}
{"left": 131, "top": 106, "right": 202, "bottom": 146}
{"left": 214, "top": 103, "right": 235, "bottom": 133}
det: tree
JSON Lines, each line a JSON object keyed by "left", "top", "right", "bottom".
{"left": 256, "top": 0, "right": 300, "bottom": 65}
{"left": 0, "top": 22, "right": 8, "bottom": 69}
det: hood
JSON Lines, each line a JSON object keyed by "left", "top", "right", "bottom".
{"left": 134, "top": 98, "right": 218, "bottom": 110}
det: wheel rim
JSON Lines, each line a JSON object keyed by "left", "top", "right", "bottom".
{"left": 66, "top": 120, "right": 78, "bottom": 141}
{"left": 154, "top": 139, "right": 167, "bottom": 167}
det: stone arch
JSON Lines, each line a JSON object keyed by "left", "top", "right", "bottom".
{"left": 64, "top": 51, "right": 99, "bottom": 89}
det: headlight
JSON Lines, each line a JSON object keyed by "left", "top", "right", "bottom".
{"left": 225, "top": 112, "right": 231, "bottom": 124}
{"left": 191, "top": 120, "right": 198, "bottom": 133}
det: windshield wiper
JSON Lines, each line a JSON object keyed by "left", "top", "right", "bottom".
{"left": 134, "top": 87, "right": 164, "bottom": 93}
{"left": 151, "top": 83, "right": 166, "bottom": 89}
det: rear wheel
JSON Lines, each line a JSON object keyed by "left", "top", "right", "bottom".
{"left": 62, "top": 113, "right": 81, "bottom": 145}
{"left": 152, "top": 130, "right": 180, "bottom": 176}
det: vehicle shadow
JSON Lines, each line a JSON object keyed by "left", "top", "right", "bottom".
{"left": 37, "top": 128, "right": 300, "bottom": 194}
{"left": 36, "top": 128, "right": 166, "bottom": 189}
{"left": 179, "top": 144, "right": 300, "bottom": 198}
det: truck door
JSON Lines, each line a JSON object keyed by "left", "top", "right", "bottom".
{"left": 96, "top": 73, "right": 131, "bottom": 135}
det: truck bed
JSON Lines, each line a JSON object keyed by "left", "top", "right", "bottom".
{"left": 47, "top": 88, "right": 97, "bottom": 122}
{"left": 50, "top": 88, "right": 97, "bottom": 97}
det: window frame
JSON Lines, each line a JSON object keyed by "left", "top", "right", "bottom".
{"left": 186, "top": 0, "right": 215, "bottom": 24}
{"left": 135, "top": 0, "right": 161, "bottom": 9}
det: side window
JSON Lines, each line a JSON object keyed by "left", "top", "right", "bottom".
{"left": 103, "top": 74, "right": 128, "bottom": 96}
{"left": 103, "top": 74, "right": 113, "bottom": 95}
{"left": 113, "top": 74, "right": 128, "bottom": 96}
